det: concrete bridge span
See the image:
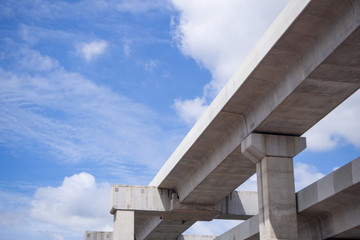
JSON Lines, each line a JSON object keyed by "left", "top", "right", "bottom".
{"left": 86, "top": 0, "right": 360, "bottom": 239}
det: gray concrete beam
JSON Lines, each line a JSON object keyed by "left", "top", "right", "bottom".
{"left": 139, "top": 0, "right": 360, "bottom": 238}
{"left": 178, "top": 235, "right": 216, "bottom": 240}
{"left": 140, "top": 218, "right": 196, "bottom": 240}
{"left": 110, "top": 185, "right": 257, "bottom": 220}
{"left": 110, "top": 186, "right": 257, "bottom": 240}
{"left": 215, "top": 157, "right": 360, "bottom": 240}
{"left": 215, "top": 215, "right": 259, "bottom": 240}
{"left": 84, "top": 231, "right": 113, "bottom": 240}
{"left": 150, "top": 0, "right": 360, "bottom": 208}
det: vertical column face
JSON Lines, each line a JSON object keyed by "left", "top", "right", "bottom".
{"left": 242, "top": 133, "right": 306, "bottom": 240}
{"left": 114, "top": 210, "right": 134, "bottom": 240}
{"left": 257, "top": 156, "right": 298, "bottom": 240}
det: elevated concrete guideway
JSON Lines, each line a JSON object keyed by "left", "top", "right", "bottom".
{"left": 150, "top": 0, "right": 360, "bottom": 204}
{"left": 103, "top": 0, "right": 360, "bottom": 239}
{"left": 137, "top": 0, "right": 360, "bottom": 238}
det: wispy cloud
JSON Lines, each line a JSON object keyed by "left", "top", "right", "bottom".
{"left": 77, "top": 40, "right": 108, "bottom": 62}
{"left": 123, "top": 41, "right": 131, "bottom": 56}
{"left": 144, "top": 59, "right": 159, "bottom": 72}
{"left": 0, "top": 47, "right": 180, "bottom": 179}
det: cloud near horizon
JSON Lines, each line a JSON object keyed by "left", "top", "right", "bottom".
{"left": 0, "top": 173, "right": 112, "bottom": 240}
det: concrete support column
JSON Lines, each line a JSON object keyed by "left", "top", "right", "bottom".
{"left": 113, "top": 210, "right": 134, "bottom": 240}
{"left": 241, "top": 134, "right": 306, "bottom": 240}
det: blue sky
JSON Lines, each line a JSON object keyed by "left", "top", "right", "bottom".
{"left": 0, "top": 0, "right": 359, "bottom": 239}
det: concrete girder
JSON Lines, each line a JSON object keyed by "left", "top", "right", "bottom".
{"left": 104, "top": 0, "right": 360, "bottom": 239}
{"left": 141, "top": 1, "right": 360, "bottom": 237}
{"left": 110, "top": 185, "right": 257, "bottom": 240}
{"left": 215, "top": 157, "right": 360, "bottom": 240}
{"left": 150, "top": 0, "right": 360, "bottom": 207}
{"left": 84, "top": 231, "right": 113, "bottom": 240}
{"left": 178, "top": 236, "right": 216, "bottom": 240}
{"left": 110, "top": 185, "right": 258, "bottom": 220}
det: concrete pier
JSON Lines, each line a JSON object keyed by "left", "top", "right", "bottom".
{"left": 215, "top": 157, "right": 360, "bottom": 240}
{"left": 113, "top": 211, "right": 134, "bottom": 240}
{"left": 242, "top": 134, "right": 306, "bottom": 239}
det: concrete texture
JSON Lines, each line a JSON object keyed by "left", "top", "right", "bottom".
{"left": 242, "top": 134, "right": 305, "bottom": 240}
{"left": 214, "top": 157, "right": 360, "bottom": 240}
{"left": 110, "top": 186, "right": 257, "bottom": 239}
{"left": 103, "top": 0, "right": 360, "bottom": 238}
{"left": 84, "top": 231, "right": 113, "bottom": 240}
{"left": 215, "top": 216, "right": 259, "bottom": 240}
{"left": 150, "top": 0, "right": 360, "bottom": 208}
{"left": 178, "top": 235, "right": 216, "bottom": 240}
{"left": 297, "top": 157, "right": 360, "bottom": 239}
{"left": 110, "top": 185, "right": 257, "bottom": 220}
{"left": 113, "top": 211, "right": 134, "bottom": 240}
{"left": 256, "top": 157, "right": 298, "bottom": 239}
{"left": 241, "top": 133, "right": 306, "bottom": 164}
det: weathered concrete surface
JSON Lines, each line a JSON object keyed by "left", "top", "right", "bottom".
{"left": 178, "top": 235, "right": 216, "bottom": 240}
{"left": 113, "top": 211, "right": 134, "bottom": 240}
{"left": 242, "top": 134, "right": 305, "bottom": 239}
{"left": 84, "top": 231, "right": 113, "bottom": 240}
{"left": 215, "top": 157, "right": 360, "bottom": 240}
{"left": 150, "top": 0, "right": 360, "bottom": 207}
{"left": 105, "top": 0, "right": 360, "bottom": 238}
{"left": 110, "top": 185, "right": 257, "bottom": 220}
{"left": 139, "top": 0, "right": 360, "bottom": 238}
{"left": 215, "top": 216, "right": 259, "bottom": 240}
{"left": 241, "top": 134, "right": 306, "bottom": 164}
{"left": 256, "top": 156, "right": 298, "bottom": 239}
{"left": 217, "top": 191, "right": 258, "bottom": 220}
{"left": 297, "top": 157, "right": 360, "bottom": 239}
{"left": 110, "top": 186, "right": 257, "bottom": 239}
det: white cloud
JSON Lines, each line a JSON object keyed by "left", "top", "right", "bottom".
{"left": 78, "top": 40, "right": 108, "bottom": 61}
{"left": 171, "top": 0, "right": 289, "bottom": 123}
{"left": 0, "top": 173, "right": 112, "bottom": 240}
{"left": 30, "top": 172, "right": 112, "bottom": 231}
{"left": 294, "top": 162, "right": 324, "bottom": 191}
{"left": 173, "top": 97, "right": 208, "bottom": 125}
{"left": 304, "top": 90, "right": 360, "bottom": 151}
